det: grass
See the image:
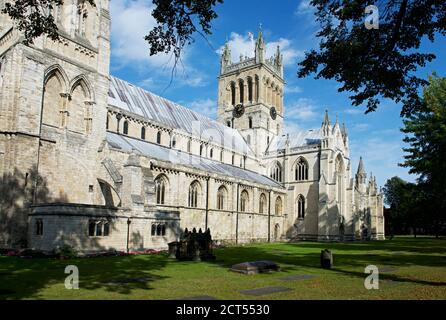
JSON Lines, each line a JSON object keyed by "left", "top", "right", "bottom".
{"left": 0, "top": 236, "right": 445, "bottom": 300}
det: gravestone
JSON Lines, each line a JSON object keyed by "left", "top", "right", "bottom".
{"left": 168, "top": 228, "right": 216, "bottom": 261}
{"left": 239, "top": 286, "right": 293, "bottom": 296}
{"left": 231, "top": 261, "right": 280, "bottom": 275}
{"left": 279, "top": 274, "right": 316, "bottom": 281}
{"left": 320, "top": 249, "right": 333, "bottom": 269}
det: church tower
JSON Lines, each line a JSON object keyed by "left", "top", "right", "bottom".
{"left": 217, "top": 30, "right": 285, "bottom": 157}
{"left": 0, "top": 0, "right": 111, "bottom": 247}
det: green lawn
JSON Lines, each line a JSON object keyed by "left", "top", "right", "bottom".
{"left": 1, "top": 237, "right": 445, "bottom": 300}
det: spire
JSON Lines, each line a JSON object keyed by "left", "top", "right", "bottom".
{"left": 357, "top": 157, "right": 366, "bottom": 175}
{"left": 274, "top": 45, "right": 284, "bottom": 76}
{"left": 332, "top": 113, "right": 340, "bottom": 133}
{"left": 341, "top": 123, "right": 348, "bottom": 136}
{"left": 255, "top": 25, "right": 265, "bottom": 63}
{"left": 321, "top": 110, "right": 331, "bottom": 137}
{"left": 322, "top": 110, "right": 330, "bottom": 126}
{"left": 220, "top": 42, "right": 231, "bottom": 74}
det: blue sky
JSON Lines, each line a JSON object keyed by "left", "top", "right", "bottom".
{"left": 109, "top": 0, "right": 446, "bottom": 188}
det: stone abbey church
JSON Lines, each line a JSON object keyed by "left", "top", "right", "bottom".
{"left": 0, "top": 0, "right": 384, "bottom": 251}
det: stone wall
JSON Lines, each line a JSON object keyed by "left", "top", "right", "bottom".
{"left": 28, "top": 204, "right": 181, "bottom": 252}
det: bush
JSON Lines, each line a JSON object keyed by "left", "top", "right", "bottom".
{"left": 55, "top": 245, "right": 78, "bottom": 260}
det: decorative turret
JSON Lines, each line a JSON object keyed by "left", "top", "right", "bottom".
{"left": 255, "top": 28, "right": 265, "bottom": 64}
{"left": 332, "top": 114, "right": 340, "bottom": 134}
{"left": 274, "top": 45, "right": 284, "bottom": 77}
{"left": 220, "top": 42, "right": 231, "bottom": 74}
{"left": 356, "top": 157, "right": 367, "bottom": 193}
{"left": 322, "top": 110, "right": 331, "bottom": 136}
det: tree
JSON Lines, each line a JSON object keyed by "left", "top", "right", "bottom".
{"left": 2, "top": 1, "right": 445, "bottom": 115}
{"left": 1, "top": 0, "right": 95, "bottom": 45}
{"left": 401, "top": 74, "right": 446, "bottom": 237}
{"left": 297, "top": 0, "right": 446, "bottom": 115}
{"left": 1, "top": 0, "right": 223, "bottom": 66}
{"left": 383, "top": 177, "right": 425, "bottom": 237}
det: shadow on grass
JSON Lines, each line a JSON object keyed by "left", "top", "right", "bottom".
{"left": 210, "top": 238, "right": 446, "bottom": 287}
{"left": 0, "top": 254, "right": 174, "bottom": 299}
{"left": 1, "top": 237, "right": 445, "bottom": 299}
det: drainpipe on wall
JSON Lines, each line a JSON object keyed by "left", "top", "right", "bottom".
{"left": 33, "top": 78, "right": 46, "bottom": 204}
{"left": 126, "top": 218, "right": 132, "bottom": 253}
{"left": 268, "top": 190, "right": 272, "bottom": 243}
{"left": 235, "top": 183, "right": 240, "bottom": 245}
{"left": 205, "top": 175, "right": 210, "bottom": 230}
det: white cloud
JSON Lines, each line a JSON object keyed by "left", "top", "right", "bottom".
{"left": 286, "top": 98, "right": 319, "bottom": 121}
{"left": 110, "top": 1, "right": 163, "bottom": 64}
{"left": 110, "top": 0, "right": 206, "bottom": 88}
{"left": 295, "top": 0, "right": 314, "bottom": 16}
{"left": 185, "top": 98, "right": 217, "bottom": 119}
{"left": 138, "top": 78, "right": 155, "bottom": 90}
{"left": 344, "top": 108, "right": 364, "bottom": 115}
{"left": 350, "top": 133, "right": 416, "bottom": 187}
{"left": 218, "top": 32, "right": 304, "bottom": 66}
{"left": 285, "top": 85, "right": 303, "bottom": 94}
{"left": 352, "top": 123, "right": 371, "bottom": 132}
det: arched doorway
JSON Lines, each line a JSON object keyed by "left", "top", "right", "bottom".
{"left": 274, "top": 224, "right": 281, "bottom": 242}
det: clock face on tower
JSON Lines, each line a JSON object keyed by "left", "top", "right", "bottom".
{"left": 233, "top": 104, "right": 245, "bottom": 118}
{"left": 270, "top": 107, "right": 277, "bottom": 120}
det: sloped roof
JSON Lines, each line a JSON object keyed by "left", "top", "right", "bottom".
{"left": 106, "top": 132, "right": 283, "bottom": 189}
{"left": 268, "top": 129, "right": 321, "bottom": 152}
{"left": 108, "top": 76, "right": 253, "bottom": 156}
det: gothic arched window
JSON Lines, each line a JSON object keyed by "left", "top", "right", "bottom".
{"left": 248, "top": 117, "right": 253, "bottom": 129}
{"left": 76, "top": 0, "right": 88, "bottom": 37}
{"left": 335, "top": 155, "right": 344, "bottom": 205}
{"left": 247, "top": 77, "right": 253, "bottom": 102}
{"left": 275, "top": 197, "right": 283, "bottom": 216}
{"left": 239, "top": 80, "right": 244, "bottom": 104}
{"left": 141, "top": 127, "right": 146, "bottom": 140}
{"left": 247, "top": 135, "right": 251, "bottom": 145}
{"left": 240, "top": 190, "right": 249, "bottom": 213}
{"left": 231, "top": 82, "right": 236, "bottom": 106}
{"left": 187, "top": 139, "right": 192, "bottom": 153}
{"left": 217, "top": 186, "right": 227, "bottom": 210}
{"left": 155, "top": 175, "right": 168, "bottom": 205}
{"left": 270, "top": 162, "right": 283, "bottom": 183}
{"left": 189, "top": 181, "right": 201, "bottom": 208}
{"left": 171, "top": 135, "right": 177, "bottom": 149}
{"left": 295, "top": 158, "right": 309, "bottom": 181}
{"left": 255, "top": 76, "right": 260, "bottom": 102}
{"left": 156, "top": 131, "right": 162, "bottom": 144}
{"left": 69, "top": 79, "right": 90, "bottom": 133}
{"left": 210, "top": 148, "right": 214, "bottom": 159}
{"left": 259, "top": 193, "right": 267, "bottom": 214}
{"left": 123, "top": 121, "right": 129, "bottom": 135}
{"left": 43, "top": 70, "right": 64, "bottom": 128}
{"left": 297, "top": 195, "right": 305, "bottom": 219}
{"left": 200, "top": 144, "right": 204, "bottom": 157}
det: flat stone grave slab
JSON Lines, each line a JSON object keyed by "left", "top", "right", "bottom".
{"left": 380, "top": 279, "right": 401, "bottom": 286}
{"left": 103, "top": 277, "right": 153, "bottom": 285}
{"left": 179, "top": 295, "right": 219, "bottom": 300}
{"left": 279, "top": 274, "right": 316, "bottom": 281}
{"left": 379, "top": 267, "right": 398, "bottom": 273}
{"left": 240, "top": 286, "right": 293, "bottom": 296}
{"left": 231, "top": 261, "right": 280, "bottom": 275}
